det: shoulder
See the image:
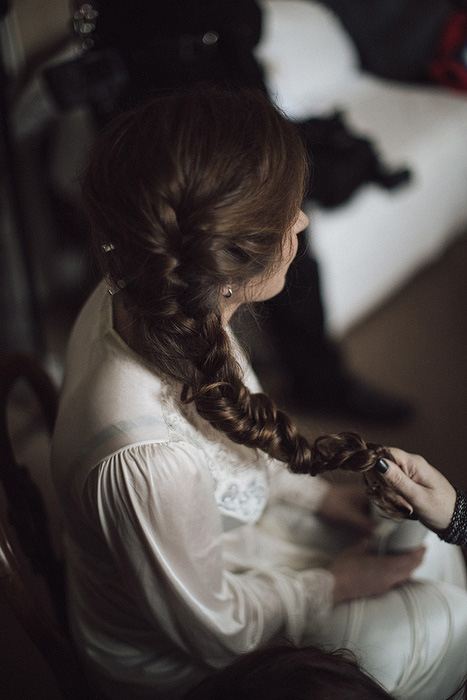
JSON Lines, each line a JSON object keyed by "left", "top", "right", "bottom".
{"left": 84, "top": 439, "right": 217, "bottom": 518}
{"left": 78, "top": 439, "right": 226, "bottom": 555}
{"left": 99, "top": 439, "right": 211, "bottom": 484}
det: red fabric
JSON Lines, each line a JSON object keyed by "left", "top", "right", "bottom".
{"left": 428, "top": 10, "right": 467, "bottom": 91}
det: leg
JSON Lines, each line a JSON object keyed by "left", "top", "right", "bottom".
{"left": 308, "top": 578, "right": 467, "bottom": 699}
{"left": 260, "top": 233, "right": 414, "bottom": 423}
{"left": 256, "top": 501, "right": 467, "bottom": 699}
{"left": 304, "top": 534, "right": 467, "bottom": 699}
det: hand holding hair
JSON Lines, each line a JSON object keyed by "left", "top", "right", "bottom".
{"left": 309, "top": 431, "right": 410, "bottom": 518}
{"left": 374, "top": 448, "right": 457, "bottom": 533}
{"left": 309, "top": 432, "right": 462, "bottom": 539}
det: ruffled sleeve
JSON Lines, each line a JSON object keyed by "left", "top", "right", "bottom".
{"left": 83, "top": 441, "right": 334, "bottom": 668}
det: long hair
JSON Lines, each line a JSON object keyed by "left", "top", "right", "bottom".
{"left": 183, "top": 643, "right": 395, "bottom": 700}
{"left": 82, "top": 89, "right": 399, "bottom": 488}
{"left": 184, "top": 642, "right": 467, "bottom": 700}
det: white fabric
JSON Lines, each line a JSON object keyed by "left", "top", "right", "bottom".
{"left": 256, "top": 0, "right": 360, "bottom": 110}
{"left": 257, "top": 0, "right": 467, "bottom": 335}
{"left": 52, "top": 283, "right": 467, "bottom": 699}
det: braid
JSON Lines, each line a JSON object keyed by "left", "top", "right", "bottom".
{"left": 82, "top": 89, "right": 402, "bottom": 510}
{"left": 187, "top": 324, "right": 313, "bottom": 472}
{"left": 309, "top": 432, "right": 406, "bottom": 517}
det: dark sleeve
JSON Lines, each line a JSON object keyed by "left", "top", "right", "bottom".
{"left": 439, "top": 488, "right": 467, "bottom": 547}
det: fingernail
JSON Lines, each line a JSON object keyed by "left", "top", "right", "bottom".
{"left": 375, "top": 459, "right": 389, "bottom": 474}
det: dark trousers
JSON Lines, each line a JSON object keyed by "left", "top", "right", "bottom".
{"left": 262, "top": 233, "right": 341, "bottom": 389}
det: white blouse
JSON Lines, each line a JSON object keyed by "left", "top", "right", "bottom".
{"left": 52, "top": 283, "right": 334, "bottom": 699}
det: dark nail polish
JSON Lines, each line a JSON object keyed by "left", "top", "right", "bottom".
{"left": 375, "top": 459, "right": 389, "bottom": 474}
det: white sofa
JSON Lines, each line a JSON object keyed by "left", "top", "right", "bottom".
{"left": 256, "top": 0, "right": 467, "bottom": 335}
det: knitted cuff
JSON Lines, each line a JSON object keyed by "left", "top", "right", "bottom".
{"left": 439, "top": 488, "right": 467, "bottom": 547}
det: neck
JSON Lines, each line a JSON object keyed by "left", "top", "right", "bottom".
{"left": 221, "top": 306, "right": 240, "bottom": 327}
{"left": 113, "top": 292, "right": 241, "bottom": 352}
{"left": 220, "top": 297, "right": 242, "bottom": 327}
{"left": 112, "top": 294, "right": 137, "bottom": 348}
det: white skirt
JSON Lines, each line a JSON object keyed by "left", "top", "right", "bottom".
{"left": 257, "top": 502, "right": 467, "bottom": 700}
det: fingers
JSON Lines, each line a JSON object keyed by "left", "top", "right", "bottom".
{"left": 376, "top": 449, "right": 457, "bottom": 531}
{"left": 391, "top": 546, "right": 425, "bottom": 571}
{"left": 318, "top": 484, "right": 376, "bottom": 533}
{"left": 387, "top": 447, "right": 415, "bottom": 475}
{"left": 371, "top": 459, "right": 416, "bottom": 515}
{"left": 377, "top": 459, "right": 420, "bottom": 504}
{"left": 343, "top": 495, "right": 375, "bottom": 533}
{"left": 351, "top": 512, "right": 376, "bottom": 534}
{"left": 345, "top": 537, "right": 373, "bottom": 555}
{"left": 383, "top": 546, "right": 425, "bottom": 585}
{"left": 331, "top": 541, "right": 425, "bottom": 603}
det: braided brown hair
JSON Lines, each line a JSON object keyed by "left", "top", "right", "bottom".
{"left": 82, "top": 89, "right": 397, "bottom": 495}
{"left": 310, "top": 432, "right": 405, "bottom": 517}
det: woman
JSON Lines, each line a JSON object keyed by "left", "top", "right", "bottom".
{"left": 51, "top": 89, "right": 467, "bottom": 699}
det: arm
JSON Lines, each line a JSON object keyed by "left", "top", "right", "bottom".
{"left": 266, "top": 460, "right": 424, "bottom": 603}
{"left": 85, "top": 441, "right": 335, "bottom": 665}
{"left": 268, "top": 463, "right": 375, "bottom": 532}
{"left": 87, "top": 440, "right": 427, "bottom": 664}
{"left": 267, "top": 461, "right": 332, "bottom": 511}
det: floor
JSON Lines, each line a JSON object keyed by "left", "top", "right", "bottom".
{"left": 256, "top": 231, "right": 467, "bottom": 491}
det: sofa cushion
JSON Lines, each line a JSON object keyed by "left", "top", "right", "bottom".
{"left": 256, "top": 0, "right": 360, "bottom": 113}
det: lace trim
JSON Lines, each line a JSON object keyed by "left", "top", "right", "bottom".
{"left": 159, "top": 381, "right": 269, "bottom": 525}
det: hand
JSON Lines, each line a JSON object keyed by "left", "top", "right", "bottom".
{"left": 318, "top": 483, "right": 375, "bottom": 534}
{"left": 331, "top": 538, "right": 425, "bottom": 604}
{"left": 378, "top": 448, "right": 457, "bottom": 532}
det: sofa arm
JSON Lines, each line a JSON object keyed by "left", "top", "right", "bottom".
{"left": 256, "top": 0, "right": 361, "bottom": 116}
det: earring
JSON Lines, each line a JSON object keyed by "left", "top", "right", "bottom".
{"left": 222, "top": 287, "right": 233, "bottom": 298}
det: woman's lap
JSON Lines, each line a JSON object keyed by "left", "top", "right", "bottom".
{"left": 307, "top": 576, "right": 467, "bottom": 699}
{"left": 260, "top": 504, "right": 467, "bottom": 699}
{"left": 307, "top": 532, "right": 467, "bottom": 699}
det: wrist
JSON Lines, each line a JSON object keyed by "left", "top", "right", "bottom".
{"left": 438, "top": 488, "right": 467, "bottom": 547}
{"left": 329, "top": 566, "right": 351, "bottom": 605}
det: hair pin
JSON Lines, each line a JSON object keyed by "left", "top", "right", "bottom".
{"left": 102, "top": 243, "right": 115, "bottom": 253}
{"left": 108, "top": 279, "right": 127, "bottom": 295}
